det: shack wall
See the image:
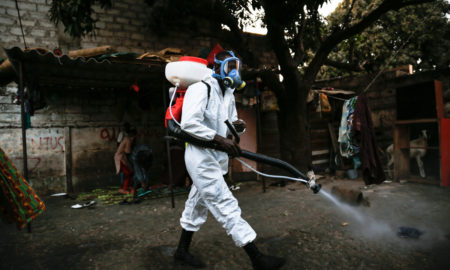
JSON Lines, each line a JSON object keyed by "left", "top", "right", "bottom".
{"left": 313, "top": 70, "right": 450, "bottom": 171}
{"left": 0, "top": 86, "right": 165, "bottom": 194}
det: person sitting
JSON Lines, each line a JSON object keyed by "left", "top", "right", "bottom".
{"left": 114, "top": 128, "right": 137, "bottom": 194}
{"left": 129, "top": 144, "right": 153, "bottom": 197}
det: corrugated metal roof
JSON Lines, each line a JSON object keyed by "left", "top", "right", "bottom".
{"left": 3, "top": 47, "right": 166, "bottom": 89}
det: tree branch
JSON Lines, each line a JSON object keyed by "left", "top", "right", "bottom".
{"left": 324, "top": 59, "right": 366, "bottom": 71}
{"left": 293, "top": 8, "right": 306, "bottom": 65}
{"left": 343, "top": 0, "right": 357, "bottom": 28}
{"left": 207, "top": 1, "right": 261, "bottom": 67}
{"left": 304, "top": 0, "right": 434, "bottom": 82}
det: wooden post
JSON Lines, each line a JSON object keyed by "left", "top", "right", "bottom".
{"left": 19, "top": 61, "right": 28, "bottom": 181}
{"left": 18, "top": 61, "right": 31, "bottom": 233}
{"left": 394, "top": 124, "right": 410, "bottom": 181}
{"left": 64, "top": 127, "right": 73, "bottom": 193}
{"left": 255, "top": 82, "right": 265, "bottom": 192}
{"left": 434, "top": 80, "right": 444, "bottom": 120}
{"left": 162, "top": 74, "right": 175, "bottom": 208}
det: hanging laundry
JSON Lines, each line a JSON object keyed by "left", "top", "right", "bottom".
{"left": 0, "top": 147, "right": 45, "bottom": 230}
{"left": 338, "top": 96, "right": 359, "bottom": 158}
{"left": 352, "top": 93, "right": 385, "bottom": 185}
{"left": 320, "top": 93, "right": 332, "bottom": 113}
{"left": 261, "top": 90, "right": 279, "bottom": 112}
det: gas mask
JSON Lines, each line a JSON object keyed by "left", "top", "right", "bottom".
{"left": 212, "top": 51, "right": 246, "bottom": 90}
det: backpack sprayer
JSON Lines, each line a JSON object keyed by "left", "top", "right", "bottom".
{"left": 164, "top": 56, "right": 321, "bottom": 194}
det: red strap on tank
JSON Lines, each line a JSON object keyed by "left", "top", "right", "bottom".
{"left": 179, "top": 56, "right": 208, "bottom": 65}
{"left": 165, "top": 96, "right": 185, "bottom": 128}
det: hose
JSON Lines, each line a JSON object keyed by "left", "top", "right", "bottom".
{"left": 236, "top": 158, "right": 307, "bottom": 183}
{"left": 166, "top": 119, "right": 315, "bottom": 187}
{"left": 169, "top": 83, "right": 181, "bottom": 126}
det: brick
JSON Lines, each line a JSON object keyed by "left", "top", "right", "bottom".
{"left": 21, "top": 19, "right": 37, "bottom": 27}
{"left": 49, "top": 30, "right": 55, "bottom": 37}
{"left": 92, "top": 5, "right": 103, "bottom": 13}
{"left": 37, "top": 4, "right": 49, "bottom": 12}
{"left": 107, "top": 24, "right": 122, "bottom": 30}
{"left": 99, "top": 15, "right": 113, "bottom": 23}
{"left": 0, "top": 16, "right": 15, "bottom": 25}
{"left": 122, "top": 11, "right": 135, "bottom": 18}
{"left": 0, "top": 7, "right": 5, "bottom": 14}
{"left": 5, "top": 84, "right": 18, "bottom": 93}
{"left": 113, "top": 3, "right": 129, "bottom": 9}
{"left": 130, "top": 20, "right": 144, "bottom": 26}
{"left": 6, "top": 8, "right": 17, "bottom": 16}
{"left": 0, "top": 104, "right": 21, "bottom": 113}
{"left": 128, "top": 4, "right": 142, "bottom": 13}
{"left": 0, "top": 1, "right": 15, "bottom": 8}
{"left": 38, "top": 39, "right": 57, "bottom": 46}
{"left": 130, "top": 33, "right": 144, "bottom": 40}
{"left": 0, "top": 113, "right": 21, "bottom": 124}
{"left": 0, "top": 95, "right": 12, "bottom": 104}
{"left": 115, "top": 32, "right": 129, "bottom": 38}
{"left": 39, "top": 21, "right": 54, "bottom": 28}
{"left": 10, "top": 27, "right": 24, "bottom": 36}
{"left": 137, "top": 13, "right": 148, "bottom": 20}
{"left": 28, "top": 11, "right": 49, "bottom": 20}
{"left": 18, "top": 2, "right": 36, "bottom": 11}
{"left": 80, "top": 42, "right": 98, "bottom": 48}
{"left": 123, "top": 25, "right": 137, "bottom": 32}
{"left": 123, "top": 0, "right": 140, "bottom": 5}
{"left": 31, "top": 29, "right": 46, "bottom": 37}
{"left": 99, "top": 30, "right": 113, "bottom": 36}
{"left": 115, "top": 17, "right": 128, "bottom": 24}
{"left": 106, "top": 9, "right": 120, "bottom": 15}
{"left": 24, "top": 36, "right": 36, "bottom": 44}
{"left": 96, "top": 21, "right": 106, "bottom": 29}
{"left": 29, "top": 0, "right": 47, "bottom": 4}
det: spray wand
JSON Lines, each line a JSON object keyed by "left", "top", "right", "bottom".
{"left": 224, "top": 120, "right": 321, "bottom": 194}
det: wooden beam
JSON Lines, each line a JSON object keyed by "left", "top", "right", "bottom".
{"left": 394, "top": 125, "right": 410, "bottom": 181}
{"left": 435, "top": 80, "right": 444, "bottom": 119}
{"left": 64, "top": 127, "right": 73, "bottom": 193}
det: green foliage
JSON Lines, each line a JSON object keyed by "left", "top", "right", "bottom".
{"left": 49, "top": 0, "right": 111, "bottom": 37}
{"left": 318, "top": 0, "right": 450, "bottom": 79}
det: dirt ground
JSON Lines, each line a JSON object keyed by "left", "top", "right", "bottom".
{"left": 1, "top": 177, "right": 450, "bottom": 270}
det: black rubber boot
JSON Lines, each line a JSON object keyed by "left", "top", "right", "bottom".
{"left": 244, "top": 242, "right": 285, "bottom": 270}
{"left": 174, "top": 229, "right": 205, "bottom": 268}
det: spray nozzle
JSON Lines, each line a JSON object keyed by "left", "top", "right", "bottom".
{"left": 308, "top": 180, "right": 322, "bottom": 194}
{"left": 306, "top": 170, "right": 321, "bottom": 194}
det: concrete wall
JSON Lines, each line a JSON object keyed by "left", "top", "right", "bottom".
{"left": 0, "top": 84, "right": 166, "bottom": 194}
{"left": 0, "top": 127, "right": 66, "bottom": 191}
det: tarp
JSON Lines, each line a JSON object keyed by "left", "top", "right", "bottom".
{"left": 0, "top": 147, "right": 45, "bottom": 229}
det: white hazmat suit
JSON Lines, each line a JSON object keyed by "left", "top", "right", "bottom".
{"left": 179, "top": 74, "right": 257, "bottom": 247}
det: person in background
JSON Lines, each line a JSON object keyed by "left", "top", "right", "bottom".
{"left": 116, "top": 122, "right": 131, "bottom": 187}
{"left": 117, "top": 122, "right": 131, "bottom": 146}
{"left": 114, "top": 128, "right": 137, "bottom": 194}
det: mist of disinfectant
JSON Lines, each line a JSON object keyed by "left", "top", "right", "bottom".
{"left": 319, "top": 189, "right": 392, "bottom": 237}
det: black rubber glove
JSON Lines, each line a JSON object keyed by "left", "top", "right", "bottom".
{"left": 213, "top": 134, "right": 241, "bottom": 157}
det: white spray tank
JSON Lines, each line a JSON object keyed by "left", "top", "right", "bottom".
{"left": 165, "top": 56, "right": 212, "bottom": 89}
{"left": 164, "top": 56, "right": 212, "bottom": 126}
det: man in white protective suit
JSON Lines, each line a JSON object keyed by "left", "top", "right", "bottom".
{"left": 174, "top": 51, "right": 285, "bottom": 270}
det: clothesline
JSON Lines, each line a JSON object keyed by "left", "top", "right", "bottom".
{"left": 312, "top": 89, "right": 356, "bottom": 102}
{"left": 324, "top": 94, "right": 350, "bottom": 102}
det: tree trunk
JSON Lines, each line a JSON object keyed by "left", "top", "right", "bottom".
{"left": 276, "top": 73, "right": 312, "bottom": 172}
